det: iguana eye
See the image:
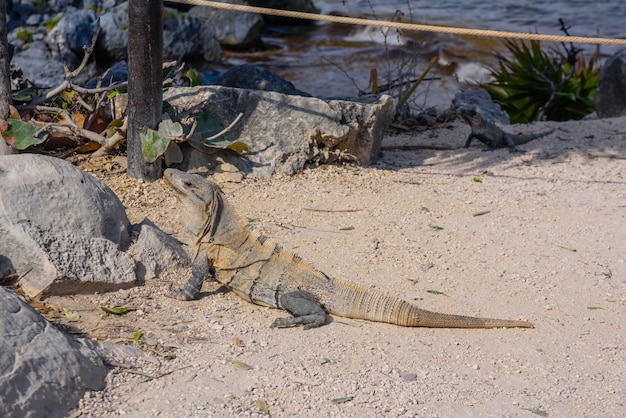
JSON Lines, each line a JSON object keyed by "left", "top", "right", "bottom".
{"left": 184, "top": 181, "right": 193, "bottom": 188}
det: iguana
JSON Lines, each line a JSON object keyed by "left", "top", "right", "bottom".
{"left": 164, "top": 168, "right": 533, "bottom": 329}
{"left": 459, "top": 108, "right": 554, "bottom": 152}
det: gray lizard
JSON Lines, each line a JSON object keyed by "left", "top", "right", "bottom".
{"left": 459, "top": 108, "right": 554, "bottom": 152}
{"left": 164, "top": 168, "right": 533, "bottom": 330}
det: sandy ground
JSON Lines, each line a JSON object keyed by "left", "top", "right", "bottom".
{"left": 46, "top": 116, "right": 625, "bottom": 417}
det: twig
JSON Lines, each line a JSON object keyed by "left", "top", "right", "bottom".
{"left": 302, "top": 208, "right": 362, "bottom": 213}
{"left": 204, "top": 113, "right": 244, "bottom": 141}
{"left": 30, "top": 21, "right": 101, "bottom": 107}
{"left": 321, "top": 57, "right": 365, "bottom": 94}
{"left": 91, "top": 116, "right": 128, "bottom": 157}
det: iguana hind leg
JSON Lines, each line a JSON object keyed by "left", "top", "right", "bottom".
{"left": 167, "top": 250, "right": 212, "bottom": 301}
{"left": 271, "top": 291, "right": 327, "bottom": 330}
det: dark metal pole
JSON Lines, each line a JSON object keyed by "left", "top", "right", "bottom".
{"left": 127, "top": 0, "right": 163, "bottom": 180}
{"left": 0, "top": 0, "right": 12, "bottom": 120}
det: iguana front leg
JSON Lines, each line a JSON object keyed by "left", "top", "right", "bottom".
{"left": 168, "top": 249, "right": 212, "bottom": 301}
{"left": 463, "top": 133, "right": 477, "bottom": 148}
{"left": 271, "top": 291, "right": 327, "bottom": 330}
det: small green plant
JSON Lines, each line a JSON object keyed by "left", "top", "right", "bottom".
{"left": 484, "top": 21, "right": 600, "bottom": 123}
{"left": 16, "top": 29, "right": 34, "bottom": 43}
{"left": 45, "top": 15, "right": 64, "bottom": 31}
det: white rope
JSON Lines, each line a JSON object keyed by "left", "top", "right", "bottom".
{"left": 168, "top": 0, "right": 626, "bottom": 45}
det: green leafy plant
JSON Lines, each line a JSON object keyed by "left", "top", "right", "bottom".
{"left": 140, "top": 112, "right": 248, "bottom": 163}
{"left": 16, "top": 29, "right": 34, "bottom": 43}
{"left": 45, "top": 15, "right": 64, "bottom": 31}
{"left": 484, "top": 24, "right": 600, "bottom": 123}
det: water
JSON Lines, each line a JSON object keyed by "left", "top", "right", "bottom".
{"left": 217, "top": 1, "right": 625, "bottom": 107}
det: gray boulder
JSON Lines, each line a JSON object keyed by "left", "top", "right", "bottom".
{"left": 163, "top": 86, "right": 394, "bottom": 176}
{"left": 595, "top": 49, "right": 626, "bottom": 118}
{"left": 97, "top": 3, "right": 222, "bottom": 63}
{"left": 46, "top": 9, "right": 96, "bottom": 66}
{"left": 97, "top": 3, "right": 129, "bottom": 62}
{"left": 0, "top": 286, "right": 106, "bottom": 418}
{"left": 11, "top": 41, "right": 66, "bottom": 88}
{"left": 189, "top": 1, "right": 264, "bottom": 49}
{"left": 133, "top": 219, "right": 191, "bottom": 281}
{"left": 0, "top": 154, "right": 136, "bottom": 298}
{"left": 163, "top": 7, "right": 222, "bottom": 62}
{"left": 452, "top": 87, "right": 510, "bottom": 125}
{"left": 215, "top": 64, "right": 311, "bottom": 96}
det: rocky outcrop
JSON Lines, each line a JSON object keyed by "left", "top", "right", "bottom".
{"left": 0, "top": 154, "right": 136, "bottom": 298}
{"left": 0, "top": 286, "right": 106, "bottom": 418}
{"left": 188, "top": 1, "right": 264, "bottom": 49}
{"left": 163, "top": 86, "right": 394, "bottom": 176}
{"left": 595, "top": 49, "right": 626, "bottom": 119}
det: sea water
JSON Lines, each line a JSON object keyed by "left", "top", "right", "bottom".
{"left": 218, "top": 0, "right": 625, "bottom": 105}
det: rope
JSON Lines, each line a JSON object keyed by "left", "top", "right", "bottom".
{"left": 169, "top": 0, "right": 626, "bottom": 46}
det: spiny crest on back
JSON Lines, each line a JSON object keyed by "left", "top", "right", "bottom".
{"left": 245, "top": 226, "right": 306, "bottom": 265}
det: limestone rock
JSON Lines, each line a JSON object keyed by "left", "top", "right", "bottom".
{"left": 45, "top": 9, "right": 96, "bottom": 66}
{"left": 189, "top": 1, "right": 264, "bottom": 49}
{"left": 133, "top": 219, "right": 191, "bottom": 281}
{"left": 0, "top": 287, "right": 106, "bottom": 418}
{"left": 163, "top": 86, "right": 394, "bottom": 176}
{"left": 595, "top": 49, "right": 626, "bottom": 118}
{"left": 0, "top": 154, "right": 136, "bottom": 298}
{"left": 11, "top": 41, "right": 66, "bottom": 88}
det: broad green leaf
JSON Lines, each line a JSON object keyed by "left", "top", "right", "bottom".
{"left": 100, "top": 306, "right": 136, "bottom": 315}
{"left": 12, "top": 87, "right": 38, "bottom": 102}
{"left": 133, "top": 331, "right": 142, "bottom": 345}
{"left": 157, "top": 118, "right": 184, "bottom": 138}
{"left": 587, "top": 306, "right": 606, "bottom": 310}
{"left": 226, "top": 141, "right": 251, "bottom": 154}
{"left": 428, "top": 224, "right": 444, "bottom": 231}
{"left": 427, "top": 290, "right": 448, "bottom": 296}
{"left": 105, "top": 119, "right": 124, "bottom": 137}
{"left": 140, "top": 128, "right": 171, "bottom": 163}
{"left": 164, "top": 141, "right": 183, "bottom": 166}
{"left": 185, "top": 69, "right": 203, "bottom": 87}
{"left": 5, "top": 118, "right": 48, "bottom": 150}
{"left": 163, "top": 355, "right": 177, "bottom": 360}
{"left": 472, "top": 177, "right": 483, "bottom": 183}
{"left": 339, "top": 226, "right": 354, "bottom": 231}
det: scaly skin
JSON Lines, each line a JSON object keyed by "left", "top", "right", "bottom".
{"left": 164, "top": 168, "right": 533, "bottom": 329}
{"left": 459, "top": 108, "right": 554, "bottom": 152}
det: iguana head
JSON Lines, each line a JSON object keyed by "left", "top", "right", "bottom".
{"left": 163, "top": 169, "right": 222, "bottom": 259}
{"left": 457, "top": 107, "right": 480, "bottom": 126}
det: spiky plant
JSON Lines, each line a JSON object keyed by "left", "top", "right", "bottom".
{"left": 484, "top": 39, "right": 600, "bottom": 123}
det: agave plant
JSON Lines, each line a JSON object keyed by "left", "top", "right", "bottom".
{"left": 484, "top": 39, "right": 600, "bottom": 123}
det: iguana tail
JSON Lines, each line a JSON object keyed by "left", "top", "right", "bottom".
{"left": 513, "top": 128, "right": 555, "bottom": 145}
{"left": 329, "top": 279, "right": 533, "bottom": 328}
